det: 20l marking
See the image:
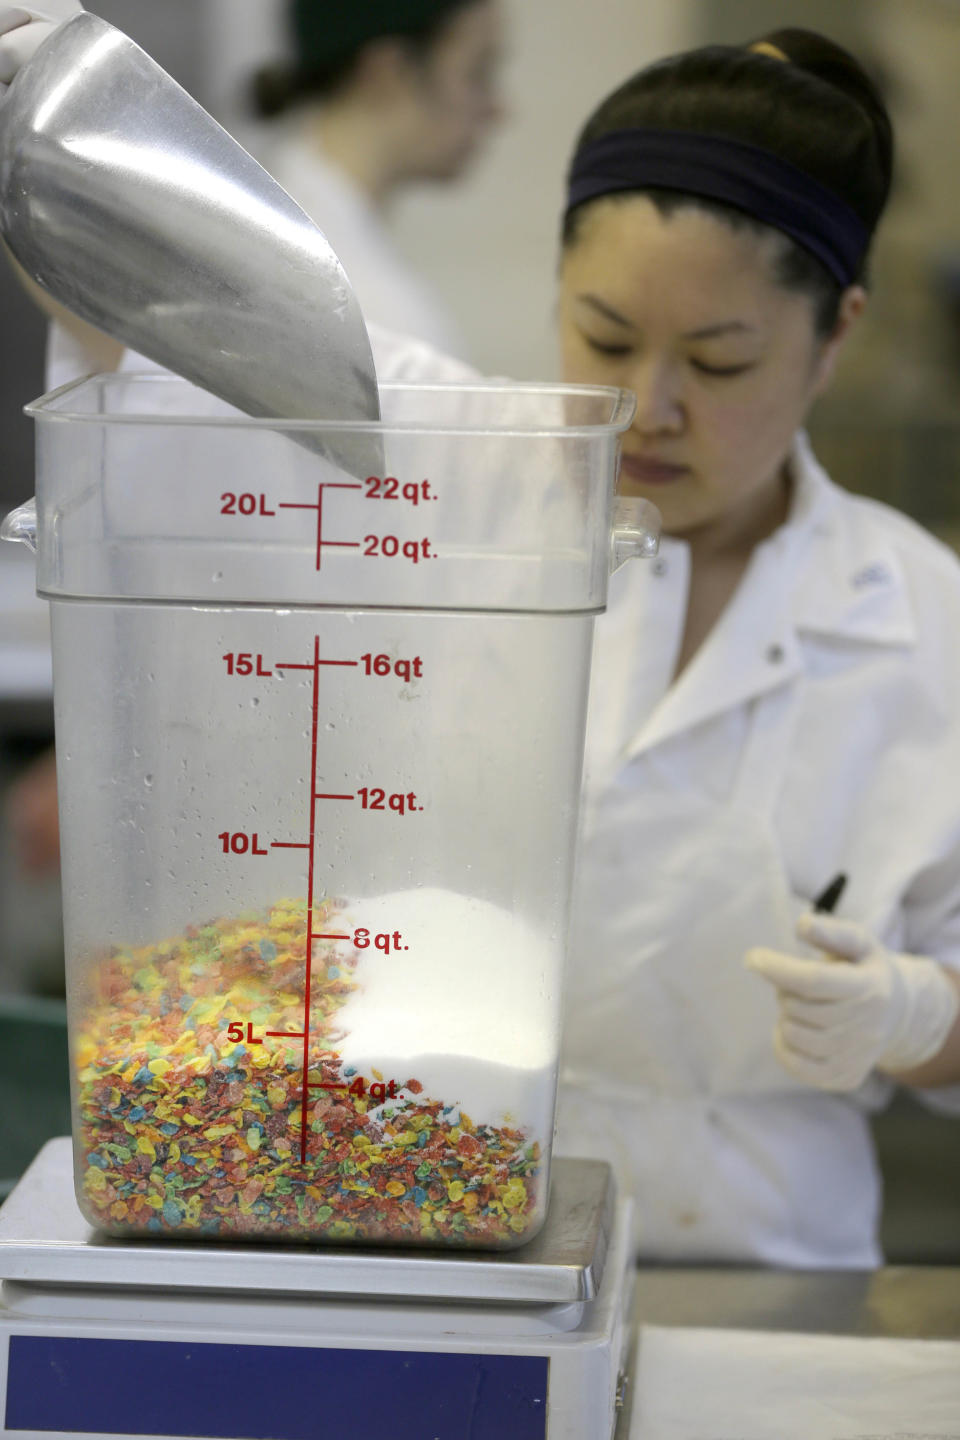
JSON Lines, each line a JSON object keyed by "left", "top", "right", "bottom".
{"left": 220, "top": 493, "right": 275, "bottom": 515}
{"left": 217, "top": 478, "right": 438, "bottom": 572}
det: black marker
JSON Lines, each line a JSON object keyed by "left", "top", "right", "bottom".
{"left": 812, "top": 873, "right": 847, "bottom": 915}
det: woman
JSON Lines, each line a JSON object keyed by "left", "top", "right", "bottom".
{"left": 4, "top": 15, "right": 960, "bottom": 1266}
{"left": 552, "top": 29, "right": 960, "bottom": 1268}
{"left": 251, "top": 0, "right": 504, "bottom": 357}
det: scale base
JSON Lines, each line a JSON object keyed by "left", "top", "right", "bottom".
{"left": 0, "top": 1141, "right": 635, "bottom": 1440}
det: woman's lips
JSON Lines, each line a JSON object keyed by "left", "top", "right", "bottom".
{"left": 620, "top": 454, "right": 689, "bottom": 485}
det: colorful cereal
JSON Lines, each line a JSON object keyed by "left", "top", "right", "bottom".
{"left": 75, "top": 899, "right": 542, "bottom": 1245}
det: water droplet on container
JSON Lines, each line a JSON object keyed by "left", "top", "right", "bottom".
{"left": 144, "top": 775, "right": 154, "bottom": 788}
{"left": 212, "top": 571, "right": 224, "bottom": 583}
{"left": 250, "top": 697, "right": 260, "bottom": 707}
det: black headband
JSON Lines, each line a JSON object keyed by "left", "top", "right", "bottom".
{"left": 566, "top": 129, "right": 870, "bottom": 286}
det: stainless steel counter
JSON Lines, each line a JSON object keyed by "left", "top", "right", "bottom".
{"left": 633, "top": 1265, "right": 960, "bottom": 1338}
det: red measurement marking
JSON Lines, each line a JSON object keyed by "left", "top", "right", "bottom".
{"left": 317, "top": 659, "right": 358, "bottom": 667}
{"left": 278, "top": 483, "right": 364, "bottom": 572}
{"left": 270, "top": 841, "right": 309, "bottom": 850}
{"left": 266, "top": 1030, "right": 304, "bottom": 1039}
{"left": 300, "top": 633, "right": 322, "bottom": 1164}
{"left": 316, "top": 932, "right": 351, "bottom": 942}
{"left": 315, "top": 792, "right": 354, "bottom": 802}
{"left": 276, "top": 482, "right": 360, "bottom": 508}
{"left": 311, "top": 1083, "right": 348, "bottom": 1091}
{"left": 274, "top": 662, "right": 314, "bottom": 671}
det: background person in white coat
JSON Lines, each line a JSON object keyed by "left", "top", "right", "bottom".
{"left": 3, "top": 0, "right": 504, "bottom": 387}
{"left": 552, "top": 28, "right": 960, "bottom": 1268}
{"left": 250, "top": 0, "right": 504, "bottom": 359}
{"left": 5, "top": 12, "right": 960, "bottom": 1267}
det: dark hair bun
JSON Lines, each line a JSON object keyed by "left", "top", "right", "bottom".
{"left": 572, "top": 30, "right": 894, "bottom": 243}
{"left": 756, "top": 27, "right": 893, "bottom": 216}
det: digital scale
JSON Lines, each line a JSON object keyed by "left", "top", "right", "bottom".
{"left": 0, "top": 1140, "right": 635, "bottom": 1439}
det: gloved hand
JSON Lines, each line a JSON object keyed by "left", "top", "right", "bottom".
{"left": 0, "top": 2, "right": 83, "bottom": 95}
{"left": 745, "top": 912, "right": 960, "bottom": 1092}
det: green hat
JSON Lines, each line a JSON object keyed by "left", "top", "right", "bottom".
{"left": 291, "top": 0, "right": 471, "bottom": 69}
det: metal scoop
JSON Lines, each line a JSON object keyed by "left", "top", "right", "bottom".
{"left": 0, "top": 13, "right": 381, "bottom": 471}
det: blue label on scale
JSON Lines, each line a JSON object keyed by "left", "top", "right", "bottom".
{"left": 5, "top": 1335, "right": 548, "bottom": 1439}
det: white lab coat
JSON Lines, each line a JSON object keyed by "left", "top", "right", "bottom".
{"left": 558, "top": 432, "right": 960, "bottom": 1267}
{"left": 91, "top": 331, "right": 960, "bottom": 1266}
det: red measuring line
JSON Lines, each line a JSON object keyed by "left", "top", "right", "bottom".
{"left": 299, "top": 634, "right": 322, "bottom": 1164}
{"left": 277, "top": 483, "right": 363, "bottom": 572}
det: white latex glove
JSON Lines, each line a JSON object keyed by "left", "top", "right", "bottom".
{"left": 0, "top": 2, "right": 83, "bottom": 94}
{"left": 745, "top": 912, "right": 960, "bottom": 1092}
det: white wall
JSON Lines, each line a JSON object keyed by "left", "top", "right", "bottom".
{"left": 202, "top": 0, "right": 694, "bottom": 379}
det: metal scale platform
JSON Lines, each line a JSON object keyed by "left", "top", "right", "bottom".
{"left": 0, "top": 1140, "right": 635, "bottom": 1440}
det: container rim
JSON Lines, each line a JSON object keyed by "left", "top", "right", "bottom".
{"left": 24, "top": 375, "right": 638, "bottom": 438}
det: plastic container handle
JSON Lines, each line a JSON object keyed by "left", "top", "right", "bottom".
{"left": 611, "top": 495, "right": 659, "bottom": 573}
{"left": 1, "top": 498, "right": 37, "bottom": 554}
{"left": 3, "top": 494, "right": 661, "bottom": 572}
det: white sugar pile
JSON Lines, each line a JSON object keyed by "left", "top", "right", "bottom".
{"left": 331, "top": 887, "right": 560, "bottom": 1132}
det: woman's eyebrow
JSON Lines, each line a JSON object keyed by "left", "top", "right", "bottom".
{"left": 682, "top": 321, "right": 757, "bottom": 339}
{"left": 576, "top": 294, "right": 635, "bottom": 327}
{"left": 576, "top": 299, "right": 758, "bottom": 341}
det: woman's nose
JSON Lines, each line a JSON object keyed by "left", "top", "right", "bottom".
{"left": 628, "top": 359, "right": 685, "bottom": 434}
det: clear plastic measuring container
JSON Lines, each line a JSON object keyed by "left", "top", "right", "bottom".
{"left": 3, "top": 375, "right": 657, "bottom": 1249}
